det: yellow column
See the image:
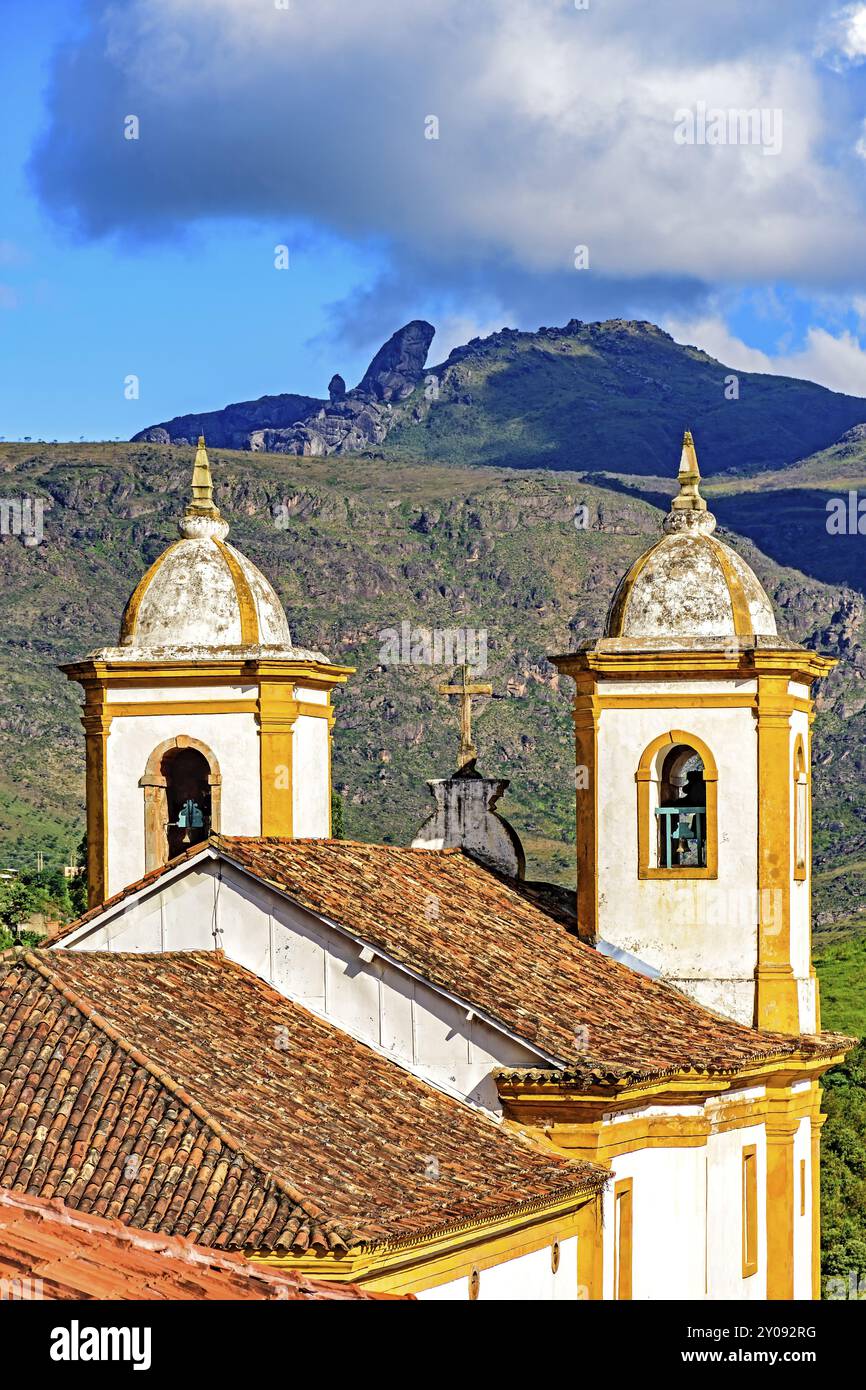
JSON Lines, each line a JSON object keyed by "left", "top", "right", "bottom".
{"left": 577, "top": 1194, "right": 604, "bottom": 1300}
{"left": 81, "top": 684, "right": 111, "bottom": 909}
{"left": 258, "top": 682, "right": 298, "bottom": 836}
{"left": 572, "top": 687, "right": 600, "bottom": 945}
{"left": 811, "top": 1093, "right": 826, "bottom": 1301}
{"left": 755, "top": 674, "right": 799, "bottom": 1032}
{"left": 765, "top": 1106, "right": 797, "bottom": 1300}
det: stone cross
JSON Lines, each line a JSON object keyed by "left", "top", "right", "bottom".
{"left": 438, "top": 664, "right": 493, "bottom": 771}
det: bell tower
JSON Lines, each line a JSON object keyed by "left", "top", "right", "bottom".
{"left": 62, "top": 439, "right": 352, "bottom": 908}
{"left": 553, "top": 432, "right": 834, "bottom": 1034}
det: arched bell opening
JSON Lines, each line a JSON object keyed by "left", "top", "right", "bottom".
{"left": 140, "top": 736, "right": 222, "bottom": 872}
{"left": 164, "top": 747, "right": 212, "bottom": 858}
{"left": 656, "top": 744, "right": 708, "bottom": 868}
{"left": 636, "top": 729, "right": 718, "bottom": 880}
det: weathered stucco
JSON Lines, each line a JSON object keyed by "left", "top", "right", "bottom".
{"left": 412, "top": 772, "right": 526, "bottom": 879}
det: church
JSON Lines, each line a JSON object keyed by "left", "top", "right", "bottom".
{"left": 0, "top": 434, "right": 853, "bottom": 1300}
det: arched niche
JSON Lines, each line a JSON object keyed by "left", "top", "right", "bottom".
{"left": 793, "top": 733, "right": 808, "bottom": 883}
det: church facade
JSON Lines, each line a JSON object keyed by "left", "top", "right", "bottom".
{"left": 2, "top": 434, "right": 853, "bottom": 1300}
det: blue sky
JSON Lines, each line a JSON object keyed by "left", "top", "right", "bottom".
{"left": 4, "top": 0, "right": 866, "bottom": 440}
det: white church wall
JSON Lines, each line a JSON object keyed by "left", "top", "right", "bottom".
{"left": 596, "top": 701, "right": 759, "bottom": 1023}
{"left": 706, "top": 1121, "right": 767, "bottom": 1300}
{"left": 416, "top": 1236, "right": 578, "bottom": 1301}
{"left": 104, "top": 706, "right": 261, "bottom": 896}
{"left": 292, "top": 712, "right": 331, "bottom": 837}
{"left": 602, "top": 1142, "right": 706, "bottom": 1300}
{"left": 60, "top": 856, "right": 543, "bottom": 1108}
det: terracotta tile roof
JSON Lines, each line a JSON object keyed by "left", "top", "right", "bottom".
{"left": 50, "top": 836, "right": 852, "bottom": 1081}
{"left": 208, "top": 838, "right": 851, "bottom": 1080}
{"left": 0, "top": 950, "right": 603, "bottom": 1256}
{"left": 0, "top": 1188, "right": 398, "bottom": 1300}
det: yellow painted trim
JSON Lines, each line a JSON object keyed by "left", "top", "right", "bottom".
{"left": 765, "top": 1103, "right": 798, "bottom": 1299}
{"left": 101, "top": 698, "right": 334, "bottom": 723}
{"left": 553, "top": 648, "right": 837, "bottom": 684}
{"left": 118, "top": 541, "right": 183, "bottom": 644}
{"left": 707, "top": 536, "right": 753, "bottom": 636}
{"left": 577, "top": 1195, "right": 603, "bottom": 1300}
{"left": 81, "top": 687, "right": 110, "bottom": 909}
{"left": 636, "top": 728, "right": 718, "bottom": 880}
{"left": 605, "top": 541, "right": 665, "bottom": 637}
{"left": 755, "top": 674, "right": 799, "bottom": 1032}
{"left": 258, "top": 681, "right": 298, "bottom": 837}
{"left": 598, "top": 692, "right": 759, "bottom": 709}
{"left": 61, "top": 658, "right": 353, "bottom": 688}
{"left": 251, "top": 1187, "right": 599, "bottom": 1295}
{"left": 613, "top": 1177, "right": 633, "bottom": 1300}
{"left": 107, "top": 700, "right": 260, "bottom": 719}
{"left": 811, "top": 1097, "right": 824, "bottom": 1300}
{"left": 212, "top": 539, "right": 260, "bottom": 644}
{"left": 572, "top": 692, "right": 600, "bottom": 943}
{"left": 742, "top": 1144, "right": 758, "bottom": 1278}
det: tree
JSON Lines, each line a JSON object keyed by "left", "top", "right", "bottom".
{"left": 821, "top": 1040, "right": 866, "bottom": 1294}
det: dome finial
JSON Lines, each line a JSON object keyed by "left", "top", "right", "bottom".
{"left": 663, "top": 430, "right": 715, "bottom": 535}
{"left": 671, "top": 429, "right": 706, "bottom": 513}
{"left": 180, "top": 437, "right": 229, "bottom": 540}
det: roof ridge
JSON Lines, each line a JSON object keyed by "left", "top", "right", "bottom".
{"left": 17, "top": 951, "right": 353, "bottom": 1253}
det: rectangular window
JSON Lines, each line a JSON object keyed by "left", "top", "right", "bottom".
{"left": 800, "top": 1158, "right": 807, "bottom": 1217}
{"left": 613, "top": 1178, "right": 633, "bottom": 1300}
{"left": 742, "top": 1146, "right": 758, "bottom": 1278}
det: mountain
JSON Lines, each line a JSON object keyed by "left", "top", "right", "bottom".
{"left": 133, "top": 321, "right": 435, "bottom": 455}
{"left": 0, "top": 438, "right": 864, "bottom": 944}
{"left": 133, "top": 317, "right": 866, "bottom": 477}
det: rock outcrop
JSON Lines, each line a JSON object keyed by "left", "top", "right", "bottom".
{"left": 132, "top": 321, "right": 435, "bottom": 457}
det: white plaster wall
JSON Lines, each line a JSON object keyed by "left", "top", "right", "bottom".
{"left": 596, "top": 701, "right": 759, "bottom": 1020}
{"left": 602, "top": 1143, "right": 706, "bottom": 1300}
{"left": 792, "top": 1114, "right": 813, "bottom": 1300}
{"left": 106, "top": 685, "right": 256, "bottom": 703}
{"left": 417, "top": 1236, "right": 578, "bottom": 1300}
{"left": 61, "top": 858, "right": 542, "bottom": 1107}
{"left": 292, "top": 715, "right": 330, "bottom": 837}
{"left": 706, "top": 1121, "right": 767, "bottom": 1300}
{"left": 295, "top": 686, "right": 328, "bottom": 705}
{"left": 105, "top": 707, "right": 261, "bottom": 897}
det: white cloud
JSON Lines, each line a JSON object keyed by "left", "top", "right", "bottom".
{"left": 30, "top": 0, "right": 866, "bottom": 297}
{"left": 430, "top": 314, "right": 512, "bottom": 366}
{"left": 664, "top": 313, "right": 866, "bottom": 396}
{"left": 818, "top": 3, "right": 866, "bottom": 65}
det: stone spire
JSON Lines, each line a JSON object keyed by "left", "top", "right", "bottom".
{"left": 180, "top": 437, "right": 229, "bottom": 540}
{"left": 663, "top": 429, "right": 716, "bottom": 535}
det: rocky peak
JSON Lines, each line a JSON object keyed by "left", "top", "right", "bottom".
{"left": 354, "top": 320, "right": 435, "bottom": 402}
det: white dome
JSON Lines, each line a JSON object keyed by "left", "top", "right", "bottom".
{"left": 605, "top": 432, "right": 777, "bottom": 642}
{"left": 118, "top": 438, "right": 293, "bottom": 653}
{"left": 120, "top": 535, "right": 292, "bottom": 650}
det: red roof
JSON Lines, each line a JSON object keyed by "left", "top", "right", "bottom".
{"left": 0, "top": 1188, "right": 398, "bottom": 1300}
{"left": 0, "top": 950, "right": 604, "bottom": 1255}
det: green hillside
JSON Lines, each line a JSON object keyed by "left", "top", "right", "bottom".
{"left": 385, "top": 320, "right": 866, "bottom": 477}
{"left": 0, "top": 439, "right": 864, "bottom": 952}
